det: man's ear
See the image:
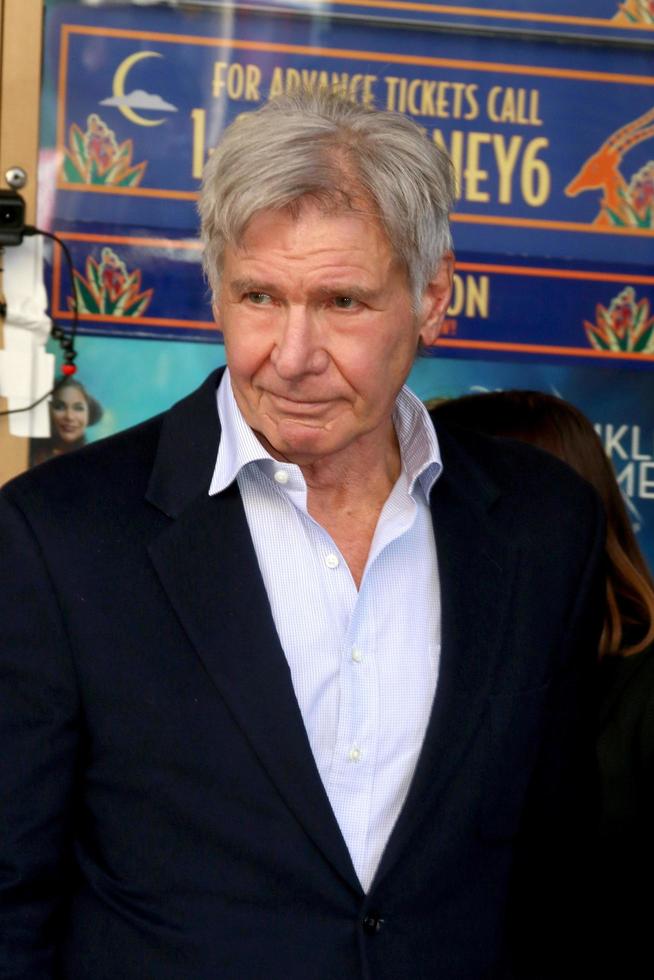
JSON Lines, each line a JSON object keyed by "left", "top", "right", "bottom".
{"left": 212, "top": 300, "right": 221, "bottom": 328}
{"left": 417, "top": 251, "right": 454, "bottom": 348}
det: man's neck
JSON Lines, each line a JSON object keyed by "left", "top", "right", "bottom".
{"left": 301, "top": 429, "right": 402, "bottom": 589}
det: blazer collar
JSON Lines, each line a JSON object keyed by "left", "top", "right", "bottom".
{"left": 372, "top": 423, "right": 517, "bottom": 890}
{"left": 146, "top": 368, "right": 362, "bottom": 894}
{"left": 146, "top": 367, "right": 226, "bottom": 518}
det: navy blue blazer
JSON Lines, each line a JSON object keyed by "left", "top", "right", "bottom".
{"left": 0, "top": 369, "right": 604, "bottom": 979}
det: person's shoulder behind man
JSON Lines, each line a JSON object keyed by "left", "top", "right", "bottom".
{"left": 432, "top": 410, "right": 605, "bottom": 538}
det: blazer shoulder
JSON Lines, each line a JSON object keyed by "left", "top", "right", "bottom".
{"left": 433, "top": 417, "right": 604, "bottom": 538}
{"left": 2, "top": 411, "right": 165, "bottom": 515}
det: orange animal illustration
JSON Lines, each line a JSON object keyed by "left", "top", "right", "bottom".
{"left": 565, "top": 106, "right": 654, "bottom": 227}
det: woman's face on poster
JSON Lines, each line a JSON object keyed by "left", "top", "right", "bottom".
{"left": 51, "top": 386, "right": 90, "bottom": 443}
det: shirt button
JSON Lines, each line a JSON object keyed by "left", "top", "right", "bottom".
{"left": 273, "top": 469, "right": 289, "bottom": 485}
{"left": 348, "top": 746, "right": 362, "bottom": 762}
{"left": 325, "top": 553, "right": 339, "bottom": 569}
{"left": 351, "top": 646, "right": 363, "bottom": 663}
{"left": 362, "top": 914, "right": 385, "bottom": 935}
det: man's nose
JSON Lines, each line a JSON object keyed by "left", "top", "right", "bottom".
{"left": 270, "top": 306, "right": 328, "bottom": 379}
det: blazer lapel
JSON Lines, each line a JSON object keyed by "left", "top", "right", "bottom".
{"left": 372, "top": 426, "right": 518, "bottom": 888}
{"left": 146, "top": 371, "right": 361, "bottom": 894}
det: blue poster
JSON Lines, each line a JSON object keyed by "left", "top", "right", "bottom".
{"left": 245, "top": 0, "right": 654, "bottom": 38}
{"left": 43, "top": 5, "right": 654, "bottom": 260}
{"left": 39, "top": 3, "right": 654, "bottom": 365}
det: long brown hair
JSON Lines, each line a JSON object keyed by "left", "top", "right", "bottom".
{"left": 433, "top": 390, "right": 654, "bottom": 657}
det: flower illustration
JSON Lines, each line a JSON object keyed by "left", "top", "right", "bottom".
{"left": 68, "top": 247, "right": 153, "bottom": 318}
{"left": 63, "top": 113, "right": 147, "bottom": 187}
{"left": 584, "top": 286, "right": 654, "bottom": 353}
{"left": 628, "top": 162, "right": 654, "bottom": 219}
{"left": 613, "top": 0, "right": 654, "bottom": 24}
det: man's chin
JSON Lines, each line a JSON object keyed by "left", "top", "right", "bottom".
{"left": 258, "top": 418, "right": 342, "bottom": 465}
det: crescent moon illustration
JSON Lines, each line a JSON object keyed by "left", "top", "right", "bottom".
{"left": 113, "top": 51, "right": 165, "bottom": 127}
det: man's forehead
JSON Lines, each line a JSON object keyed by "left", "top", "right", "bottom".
{"left": 235, "top": 193, "right": 384, "bottom": 242}
{"left": 217, "top": 205, "right": 413, "bottom": 302}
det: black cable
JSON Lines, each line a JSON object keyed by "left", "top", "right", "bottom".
{"left": 0, "top": 385, "right": 55, "bottom": 416}
{"left": 0, "top": 228, "right": 79, "bottom": 417}
{"left": 26, "top": 227, "right": 80, "bottom": 363}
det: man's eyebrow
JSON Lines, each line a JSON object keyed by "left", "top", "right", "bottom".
{"left": 228, "top": 278, "right": 275, "bottom": 295}
{"left": 227, "top": 278, "right": 380, "bottom": 302}
{"left": 312, "top": 283, "right": 379, "bottom": 302}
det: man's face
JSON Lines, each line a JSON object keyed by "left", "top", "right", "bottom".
{"left": 215, "top": 202, "right": 452, "bottom": 467}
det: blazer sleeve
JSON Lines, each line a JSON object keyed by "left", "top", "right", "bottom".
{"left": 0, "top": 489, "right": 81, "bottom": 980}
{"left": 505, "top": 485, "right": 606, "bottom": 980}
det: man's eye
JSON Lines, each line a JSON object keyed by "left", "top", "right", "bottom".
{"left": 333, "top": 296, "right": 357, "bottom": 309}
{"left": 246, "top": 292, "right": 271, "bottom": 305}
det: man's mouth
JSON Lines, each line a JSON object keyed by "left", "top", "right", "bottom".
{"left": 266, "top": 392, "right": 331, "bottom": 415}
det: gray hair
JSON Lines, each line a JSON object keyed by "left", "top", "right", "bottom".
{"left": 199, "top": 90, "right": 456, "bottom": 306}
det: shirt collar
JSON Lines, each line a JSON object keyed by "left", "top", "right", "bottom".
{"left": 393, "top": 383, "right": 442, "bottom": 499}
{"left": 209, "top": 368, "right": 270, "bottom": 495}
{"left": 209, "top": 367, "right": 442, "bottom": 498}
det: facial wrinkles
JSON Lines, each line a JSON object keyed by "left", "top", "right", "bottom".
{"left": 219, "top": 203, "right": 424, "bottom": 470}
{"left": 234, "top": 243, "right": 392, "bottom": 408}
{"left": 237, "top": 202, "right": 392, "bottom": 282}
{"left": 237, "top": 244, "right": 386, "bottom": 305}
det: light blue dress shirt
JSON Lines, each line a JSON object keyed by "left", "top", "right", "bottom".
{"left": 210, "top": 370, "right": 442, "bottom": 891}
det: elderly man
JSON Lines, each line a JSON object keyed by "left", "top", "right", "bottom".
{"left": 0, "top": 93, "right": 602, "bottom": 979}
